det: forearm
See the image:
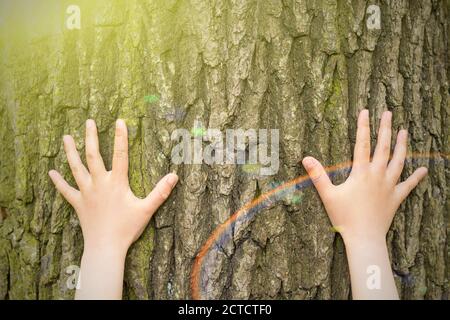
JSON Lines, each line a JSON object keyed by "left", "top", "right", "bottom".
{"left": 344, "top": 236, "right": 399, "bottom": 300}
{"left": 75, "top": 244, "right": 127, "bottom": 300}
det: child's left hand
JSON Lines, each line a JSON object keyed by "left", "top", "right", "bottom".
{"left": 49, "top": 119, "right": 178, "bottom": 299}
{"left": 50, "top": 119, "right": 178, "bottom": 252}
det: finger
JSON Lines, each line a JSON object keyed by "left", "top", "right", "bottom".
{"left": 302, "top": 157, "right": 333, "bottom": 201}
{"left": 387, "top": 129, "right": 408, "bottom": 183}
{"left": 395, "top": 167, "right": 428, "bottom": 202}
{"left": 372, "top": 111, "right": 392, "bottom": 168}
{"left": 48, "top": 170, "right": 80, "bottom": 204}
{"left": 353, "top": 109, "right": 371, "bottom": 167}
{"left": 112, "top": 119, "right": 129, "bottom": 181}
{"left": 142, "top": 173, "right": 179, "bottom": 217}
{"left": 85, "top": 119, "right": 106, "bottom": 176}
{"left": 63, "top": 135, "right": 90, "bottom": 189}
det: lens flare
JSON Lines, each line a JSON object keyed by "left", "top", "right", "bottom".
{"left": 190, "top": 152, "right": 449, "bottom": 299}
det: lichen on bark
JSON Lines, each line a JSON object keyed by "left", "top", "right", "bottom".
{"left": 0, "top": 0, "right": 448, "bottom": 300}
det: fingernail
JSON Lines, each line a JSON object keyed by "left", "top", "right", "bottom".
{"left": 166, "top": 173, "right": 179, "bottom": 188}
{"left": 48, "top": 170, "right": 56, "bottom": 178}
{"left": 86, "top": 119, "right": 94, "bottom": 128}
{"left": 116, "top": 119, "right": 125, "bottom": 129}
{"left": 361, "top": 109, "right": 369, "bottom": 117}
{"left": 399, "top": 129, "right": 408, "bottom": 139}
{"left": 385, "top": 111, "right": 392, "bottom": 120}
{"left": 302, "top": 157, "right": 315, "bottom": 169}
{"left": 63, "top": 135, "right": 71, "bottom": 143}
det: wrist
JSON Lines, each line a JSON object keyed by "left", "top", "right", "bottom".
{"left": 82, "top": 238, "right": 129, "bottom": 260}
{"left": 342, "top": 232, "right": 387, "bottom": 250}
{"left": 77, "top": 238, "right": 128, "bottom": 300}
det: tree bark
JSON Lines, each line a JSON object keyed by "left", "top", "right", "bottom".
{"left": 0, "top": 0, "right": 448, "bottom": 300}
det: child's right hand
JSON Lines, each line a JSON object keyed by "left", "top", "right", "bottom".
{"left": 302, "top": 109, "right": 427, "bottom": 244}
{"left": 302, "top": 109, "right": 428, "bottom": 299}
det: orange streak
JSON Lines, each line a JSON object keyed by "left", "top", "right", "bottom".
{"left": 190, "top": 152, "right": 448, "bottom": 299}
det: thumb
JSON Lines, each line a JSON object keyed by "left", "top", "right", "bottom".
{"left": 142, "top": 173, "right": 179, "bottom": 216}
{"left": 395, "top": 167, "right": 427, "bottom": 202}
{"left": 302, "top": 157, "right": 333, "bottom": 200}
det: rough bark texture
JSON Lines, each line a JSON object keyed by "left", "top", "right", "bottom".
{"left": 0, "top": 0, "right": 448, "bottom": 300}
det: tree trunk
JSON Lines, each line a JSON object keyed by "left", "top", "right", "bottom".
{"left": 0, "top": 0, "right": 448, "bottom": 300}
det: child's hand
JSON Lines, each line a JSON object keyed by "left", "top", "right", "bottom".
{"left": 302, "top": 109, "right": 427, "bottom": 299}
{"left": 49, "top": 119, "right": 178, "bottom": 252}
{"left": 302, "top": 109, "right": 427, "bottom": 244}
{"left": 49, "top": 119, "right": 178, "bottom": 299}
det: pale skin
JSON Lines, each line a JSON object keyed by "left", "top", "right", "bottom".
{"left": 50, "top": 110, "right": 427, "bottom": 300}
{"left": 302, "top": 109, "right": 428, "bottom": 300}
{"left": 49, "top": 119, "right": 178, "bottom": 299}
